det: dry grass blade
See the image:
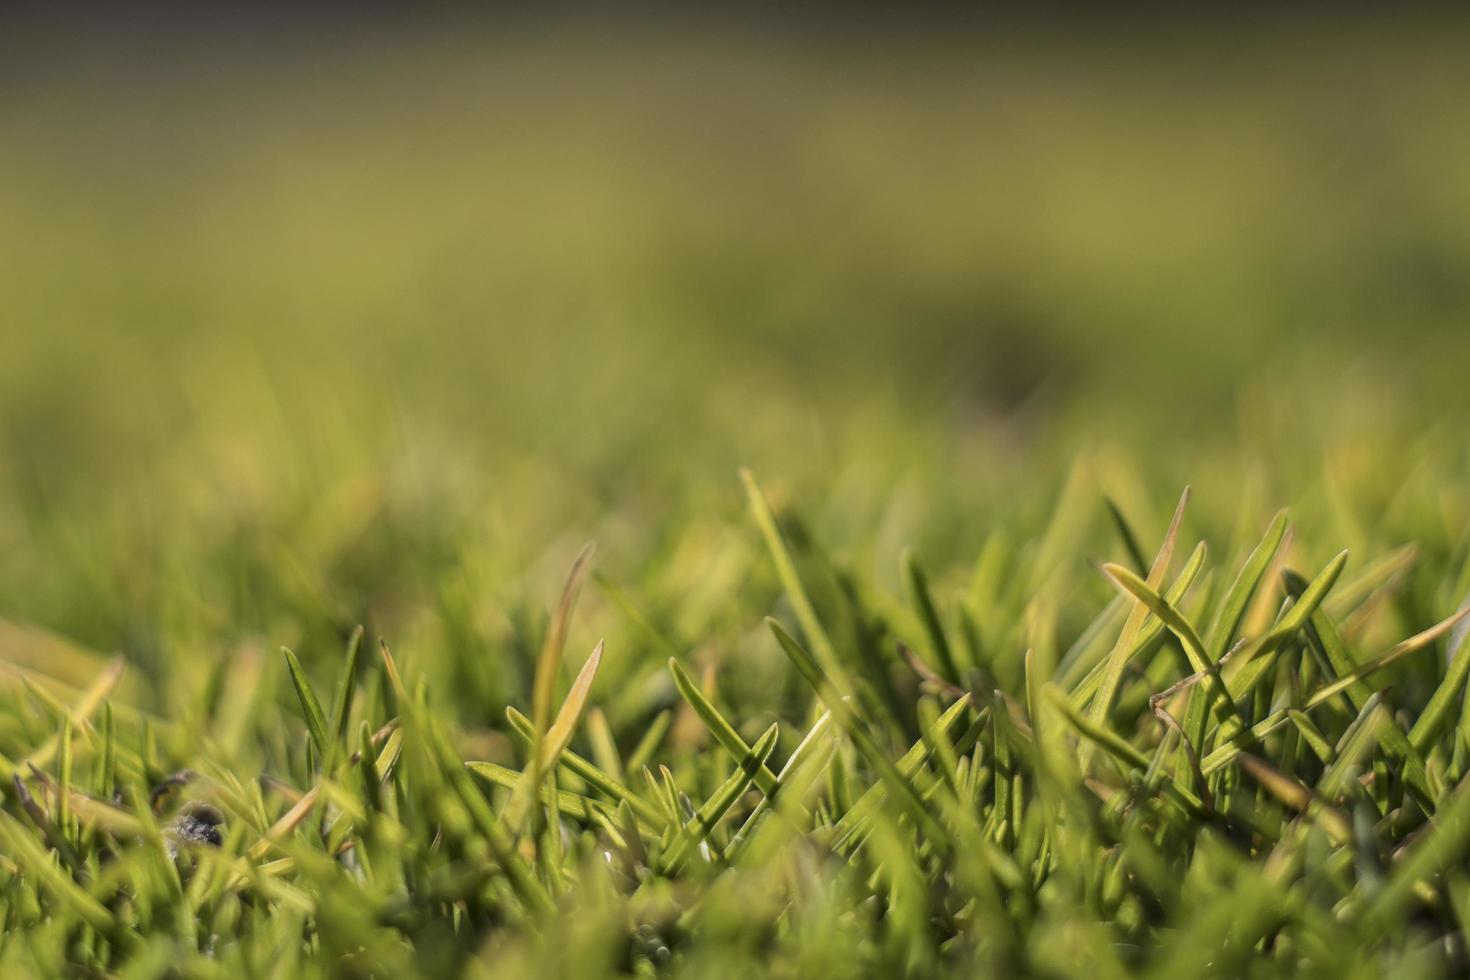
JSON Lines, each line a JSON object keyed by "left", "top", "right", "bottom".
{"left": 1304, "top": 606, "right": 1470, "bottom": 712}
{"left": 1236, "top": 753, "right": 1350, "bottom": 844}
{"left": 536, "top": 639, "right": 605, "bottom": 770}
{"left": 1407, "top": 613, "right": 1470, "bottom": 752}
{"left": 248, "top": 785, "right": 322, "bottom": 861}
{"left": 520, "top": 542, "right": 596, "bottom": 833}
{"left": 505, "top": 639, "right": 605, "bottom": 828}
{"left": 13, "top": 656, "right": 126, "bottom": 775}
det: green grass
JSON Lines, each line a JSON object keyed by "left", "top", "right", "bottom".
{"left": 5, "top": 466, "right": 1470, "bottom": 977}
{"left": 6, "top": 16, "right": 1470, "bottom": 978}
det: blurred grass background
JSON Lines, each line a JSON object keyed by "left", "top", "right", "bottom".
{"left": 3, "top": 9, "right": 1470, "bottom": 730}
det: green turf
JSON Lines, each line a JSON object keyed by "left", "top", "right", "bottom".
{"left": 5, "top": 18, "right": 1470, "bottom": 978}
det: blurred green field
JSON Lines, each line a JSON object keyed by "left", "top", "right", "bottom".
{"left": 6, "top": 20, "right": 1470, "bottom": 681}
{"left": 5, "top": 16, "right": 1470, "bottom": 976}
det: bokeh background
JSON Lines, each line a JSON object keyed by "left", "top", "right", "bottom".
{"left": 4, "top": 8, "right": 1470, "bottom": 726}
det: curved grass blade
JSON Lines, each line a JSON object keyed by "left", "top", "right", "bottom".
{"left": 1070, "top": 542, "right": 1207, "bottom": 708}
{"left": 1101, "top": 560, "right": 1245, "bottom": 736}
{"left": 1081, "top": 488, "right": 1189, "bottom": 770}
{"left": 282, "top": 647, "right": 330, "bottom": 760}
{"left": 669, "top": 657, "right": 780, "bottom": 796}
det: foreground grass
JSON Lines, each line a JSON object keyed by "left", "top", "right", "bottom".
{"left": 3, "top": 466, "right": 1470, "bottom": 978}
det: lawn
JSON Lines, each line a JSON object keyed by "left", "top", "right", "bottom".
{"left": 4, "top": 13, "right": 1470, "bottom": 977}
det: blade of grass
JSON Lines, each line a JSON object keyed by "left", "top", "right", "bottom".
{"left": 903, "top": 548, "right": 963, "bottom": 685}
{"left": 468, "top": 762, "right": 618, "bottom": 825}
{"left": 1364, "top": 776, "right": 1470, "bottom": 931}
{"left": 1218, "top": 552, "right": 1350, "bottom": 720}
{"left": 662, "top": 723, "right": 779, "bottom": 872}
{"left": 1100, "top": 560, "right": 1245, "bottom": 737}
{"left": 1081, "top": 487, "right": 1189, "bottom": 770}
{"left": 1069, "top": 542, "right": 1208, "bottom": 708}
{"left": 742, "top": 468, "right": 842, "bottom": 684}
{"left": 1176, "top": 511, "right": 1289, "bottom": 766}
{"left": 0, "top": 811, "right": 122, "bottom": 937}
{"left": 1284, "top": 570, "right": 1435, "bottom": 808}
{"left": 328, "top": 625, "right": 365, "bottom": 751}
{"left": 768, "top": 618, "right": 952, "bottom": 850}
{"left": 1103, "top": 496, "right": 1150, "bottom": 575}
{"left": 504, "top": 706, "right": 666, "bottom": 829}
{"left": 506, "top": 639, "right": 605, "bottom": 829}
{"left": 668, "top": 657, "right": 780, "bottom": 796}
{"left": 281, "top": 647, "right": 330, "bottom": 761}
{"left": 524, "top": 542, "right": 596, "bottom": 834}
{"left": 1203, "top": 607, "right": 1470, "bottom": 775}
{"left": 1407, "top": 614, "right": 1470, "bottom": 753}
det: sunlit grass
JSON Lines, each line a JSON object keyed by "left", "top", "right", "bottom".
{"left": 6, "top": 18, "right": 1470, "bottom": 977}
{"left": 3, "top": 462, "right": 1470, "bottom": 975}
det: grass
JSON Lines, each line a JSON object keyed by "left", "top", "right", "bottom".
{"left": 6, "top": 15, "right": 1470, "bottom": 978}
{"left": 4, "top": 465, "right": 1470, "bottom": 977}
